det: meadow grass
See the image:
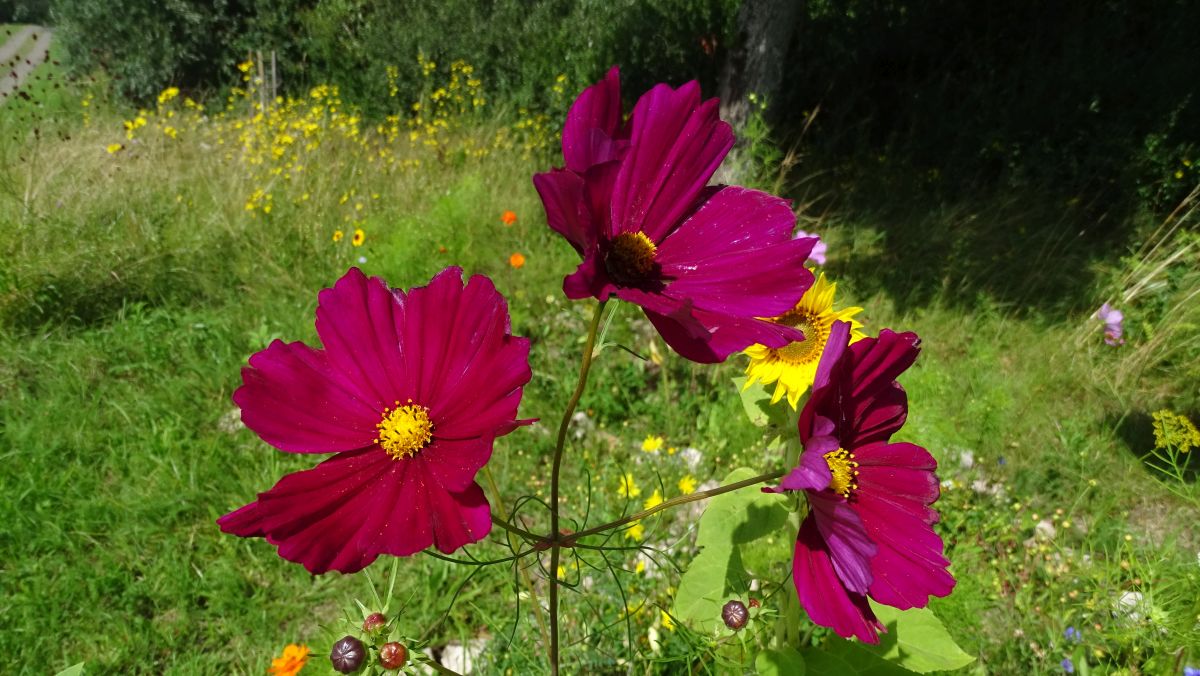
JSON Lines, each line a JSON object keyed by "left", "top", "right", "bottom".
{"left": 0, "top": 64, "right": 1198, "bottom": 675}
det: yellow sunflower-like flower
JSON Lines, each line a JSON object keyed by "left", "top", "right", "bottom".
{"left": 743, "top": 272, "right": 865, "bottom": 408}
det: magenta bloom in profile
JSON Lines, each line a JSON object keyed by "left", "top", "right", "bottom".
{"left": 218, "top": 267, "right": 532, "bottom": 574}
{"left": 534, "top": 67, "right": 817, "bottom": 363}
{"left": 794, "top": 230, "right": 827, "bottom": 266}
{"left": 1093, "top": 302, "right": 1125, "bottom": 346}
{"left": 769, "top": 322, "right": 954, "bottom": 642}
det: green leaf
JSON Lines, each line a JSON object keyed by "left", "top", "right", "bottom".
{"left": 673, "top": 468, "right": 792, "bottom": 632}
{"left": 867, "top": 603, "right": 975, "bottom": 673}
{"left": 733, "top": 376, "right": 789, "bottom": 428}
{"left": 54, "top": 664, "right": 85, "bottom": 676}
{"left": 806, "top": 641, "right": 917, "bottom": 675}
{"left": 756, "top": 647, "right": 806, "bottom": 675}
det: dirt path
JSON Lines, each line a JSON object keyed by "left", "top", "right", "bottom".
{"left": 0, "top": 26, "right": 52, "bottom": 105}
{"left": 0, "top": 25, "right": 35, "bottom": 64}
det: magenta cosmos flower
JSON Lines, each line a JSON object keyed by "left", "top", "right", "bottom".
{"left": 218, "top": 267, "right": 532, "bottom": 574}
{"left": 533, "top": 67, "right": 817, "bottom": 363}
{"left": 769, "top": 321, "right": 954, "bottom": 642}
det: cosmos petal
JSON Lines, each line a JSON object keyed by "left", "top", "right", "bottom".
{"left": 793, "top": 514, "right": 885, "bottom": 643}
{"left": 562, "top": 66, "right": 624, "bottom": 173}
{"left": 610, "top": 81, "right": 733, "bottom": 241}
{"left": 234, "top": 339, "right": 381, "bottom": 454}
{"left": 810, "top": 491, "right": 876, "bottom": 594}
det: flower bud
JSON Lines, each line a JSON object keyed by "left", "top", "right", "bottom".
{"left": 748, "top": 598, "right": 761, "bottom": 609}
{"left": 363, "top": 612, "right": 387, "bottom": 633}
{"left": 722, "top": 600, "right": 748, "bottom": 630}
{"left": 330, "top": 635, "right": 365, "bottom": 673}
{"left": 379, "top": 642, "right": 408, "bottom": 670}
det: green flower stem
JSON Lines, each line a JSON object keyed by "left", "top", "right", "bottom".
{"left": 483, "top": 465, "right": 552, "bottom": 654}
{"left": 570, "top": 469, "right": 786, "bottom": 540}
{"left": 548, "top": 299, "right": 607, "bottom": 676}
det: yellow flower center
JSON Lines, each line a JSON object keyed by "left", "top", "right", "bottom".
{"left": 606, "top": 231, "right": 658, "bottom": 284}
{"left": 375, "top": 401, "right": 433, "bottom": 460}
{"left": 772, "top": 310, "right": 827, "bottom": 365}
{"left": 823, "top": 448, "right": 859, "bottom": 497}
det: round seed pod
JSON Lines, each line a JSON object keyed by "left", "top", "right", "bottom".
{"left": 362, "top": 612, "right": 387, "bottom": 633}
{"left": 722, "top": 600, "right": 749, "bottom": 630}
{"left": 330, "top": 635, "right": 365, "bottom": 673}
{"left": 379, "top": 642, "right": 408, "bottom": 670}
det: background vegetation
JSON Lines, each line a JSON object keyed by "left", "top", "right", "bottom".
{"left": 0, "top": 2, "right": 1198, "bottom": 673}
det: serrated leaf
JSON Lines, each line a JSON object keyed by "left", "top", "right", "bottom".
{"left": 806, "top": 640, "right": 917, "bottom": 675}
{"left": 867, "top": 603, "right": 975, "bottom": 673}
{"left": 674, "top": 468, "right": 792, "bottom": 633}
{"left": 756, "top": 647, "right": 806, "bottom": 675}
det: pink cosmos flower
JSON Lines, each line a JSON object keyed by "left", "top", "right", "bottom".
{"left": 533, "top": 67, "right": 817, "bottom": 363}
{"left": 218, "top": 267, "right": 532, "bottom": 574}
{"left": 794, "top": 230, "right": 827, "bottom": 266}
{"left": 769, "top": 321, "right": 954, "bottom": 642}
{"left": 1093, "top": 302, "right": 1125, "bottom": 346}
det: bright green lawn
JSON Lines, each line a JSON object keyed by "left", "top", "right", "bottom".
{"left": 0, "top": 71, "right": 1197, "bottom": 675}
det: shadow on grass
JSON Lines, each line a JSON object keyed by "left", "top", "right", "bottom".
{"left": 819, "top": 177, "right": 1133, "bottom": 317}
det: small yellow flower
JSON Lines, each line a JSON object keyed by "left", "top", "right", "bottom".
{"left": 332, "top": 230, "right": 344, "bottom": 243}
{"left": 660, "top": 610, "right": 676, "bottom": 632}
{"left": 556, "top": 565, "right": 567, "bottom": 580}
{"left": 678, "top": 475, "right": 697, "bottom": 495}
{"left": 643, "top": 489, "right": 663, "bottom": 511}
{"left": 625, "top": 521, "right": 645, "bottom": 541}
{"left": 634, "top": 559, "right": 646, "bottom": 574}
{"left": 106, "top": 143, "right": 123, "bottom": 154}
{"left": 641, "top": 435, "right": 664, "bottom": 453}
{"left": 617, "top": 473, "right": 640, "bottom": 499}
{"left": 352, "top": 229, "right": 365, "bottom": 247}
{"left": 1152, "top": 409, "right": 1200, "bottom": 453}
{"left": 267, "top": 643, "right": 309, "bottom": 676}
{"left": 163, "top": 126, "right": 178, "bottom": 139}
{"left": 157, "top": 86, "right": 179, "bottom": 105}
{"left": 238, "top": 60, "right": 254, "bottom": 74}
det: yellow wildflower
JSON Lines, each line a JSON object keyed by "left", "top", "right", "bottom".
{"left": 625, "top": 521, "right": 645, "bottom": 542}
{"left": 643, "top": 489, "right": 664, "bottom": 511}
{"left": 617, "top": 473, "right": 640, "bottom": 499}
{"left": 157, "top": 86, "right": 179, "bottom": 105}
{"left": 105, "top": 143, "right": 123, "bottom": 154}
{"left": 352, "top": 229, "right": 365, "bottom": 247}
{"left": 641, "top": 435, "right": 665, "bottom": 453}
{"left": 678, "top": 475, "right": 697, "bottom": 495}
{"left": 1152, "top": 410, "right": 1200, "bottom": 453}
{"left": 660, "top": 610, "right": 675, "bottom": 632}
{"left": 332, "top": 230, "right": 344, "bottom": 243}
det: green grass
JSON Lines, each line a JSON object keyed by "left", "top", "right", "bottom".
{"left": 0, "top": 73, "right": 1198, "bottom": 675}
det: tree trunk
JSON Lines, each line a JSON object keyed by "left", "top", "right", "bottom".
{"left": 719, "top": 0, "right": 803, "bottom": 127}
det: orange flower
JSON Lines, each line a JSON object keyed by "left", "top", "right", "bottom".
{"left": 268, "top": 643, "right": 310, "bottom": 676}
{"left": 509, "top": 252, "right": 526, "bottom": 269}
{"left": 501, "top": 210, "right": 517, "bottom": 226}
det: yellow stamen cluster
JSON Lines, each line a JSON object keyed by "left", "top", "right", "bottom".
{"left": 772, "top": 309, "right": 826, "bottom": 366}
{"left": 606, "top": 231, "right": 658, "bottom": 283}
{"left": 823, "top": 448, "right": 860, "bottom": 497}
{"left": 375, "top": 400, "right": 433, "bottom": 460}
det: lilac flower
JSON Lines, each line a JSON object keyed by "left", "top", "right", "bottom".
{"left": 1064, "top": 626, "right": 1081, "bottom": 643}
{"left": 794, "top": 230, "right": 827, "bottom": 265}
{"left": 1061, "top": 657, "right": 1074, "bottom": 673}
{"left": 1093, "top": 302, "right": 1125, "bottom": 346}
{"left": 1183, "top": 666, "right": 1199, "bottom": 676}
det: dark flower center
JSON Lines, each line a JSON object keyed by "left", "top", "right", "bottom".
{"left": 605, "top": 231, "right": 658, "bottom": 285}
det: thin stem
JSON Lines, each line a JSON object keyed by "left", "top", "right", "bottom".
{"left": 548, "top": 299, "right": 607, "bottom": 676}
{"left": 571, "top": 469, "right": 785, "bottom": 540}
{"left": 491, "top": 513, "right": 545, "bottom": 543}
{"left": 483, "top": 465, "right": 552, "bottom": 653}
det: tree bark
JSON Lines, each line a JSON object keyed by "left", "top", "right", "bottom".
{"left": 719, "top": 0, "right": 803, "bottom": 127}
